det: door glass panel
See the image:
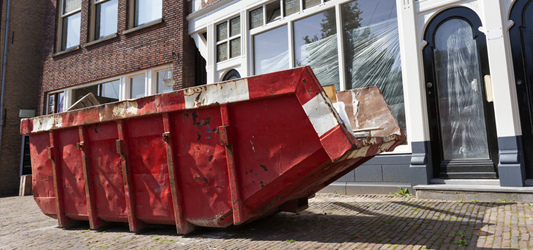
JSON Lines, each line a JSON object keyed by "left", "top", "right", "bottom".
{"left": 434, "top": 19, "right": 489, "bottom": 160}
{"left": 524, "top": 5, "right": 533, "bottom": 79}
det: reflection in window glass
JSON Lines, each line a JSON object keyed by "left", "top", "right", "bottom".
{"left": 304, "top": 0, "right": 320, "bottom": 9}
{"left": 95, "top": 0, "right": 118, "bottom": 39}
{"left": 217, "top": 22, "right": 227, "bottom": 41}
{"left": 73, "top": 80, "right": 120, "bottom": 104}
{"left": 284, "top": 0, "right": 300, "bottom": 16}
{"left": 217, "top": 43, "right": 228, "bottom": 62}
{"left": 294, "top": 9, "right": 339, "bottom": 90}
{"left": 48, "top": 94, "right": 55, "bottom": 114}
{"left": 254, "top": 25, "right": 289, "bottom": 75}
{"left": 230, "top": 38, "right": 241, "bottom": 58}
{"left": 130, "top": 75, "right": 145, "bottom": 98}
{"left": 157, "top": 69, "right": 173, "bottom": 94}
{"left": 341, "top": 0, "right": 405, "bottom": 135}
{"left": 56, "top": 92, "right": 65, "bottom": 113}
{"left": 250, "top": 7, "right": 263, "bottom": 29}
{"left": 230, "top": 17, "right": 240, "bottom": 37}
{"left": 62, "top": 12, "right": 81, "bottom": 50}
{"left": 134, "top": 0, "right": 162, "bottom": 27}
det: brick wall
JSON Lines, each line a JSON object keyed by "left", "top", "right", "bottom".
{"left": 0, "top": 1, "right": 44, "bottom": 195}
{"left": 38, "top": 0, "right": 198, "bottom": 115}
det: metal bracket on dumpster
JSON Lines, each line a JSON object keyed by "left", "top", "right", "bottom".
{"left": 219, "top": 126, "right": 230, "bottom": 146}
{"left": 116, "top": 139, "right": 125, "bottom": 156}
{"left": 77, "top": 141, "right": 85, "bottom": 150}
{"left": 162, "top": 132, "right": 171, "bottom": 143}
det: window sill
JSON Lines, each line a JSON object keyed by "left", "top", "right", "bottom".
{"left": 84, "top": 33, "right": 118, "bottom": 48}
{"left": 123, "top": 18, "right": 163, "bottom": 35}
{"left": 52, "top": 46, "right": 80, "bottom": 57}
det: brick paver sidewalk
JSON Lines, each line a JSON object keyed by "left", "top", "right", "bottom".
{"left": 1, "top": 194, "right": 532, "bottom": 249}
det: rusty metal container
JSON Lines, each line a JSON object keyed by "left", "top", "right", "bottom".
{"left": 20, "top": 67, "right": 405, "bottom": 234}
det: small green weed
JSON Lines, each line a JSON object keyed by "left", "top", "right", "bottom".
{"left": 497, "top": 199, "right": 515, "bottom": 202}
{"left": 452, "top": 240, "right": 468, "bottom": 246}
{"left": 286, "top": 239, "right": 296, "bottom": 243}
{"left": 455, "top": 232, "right": 466, "bottom": 237}
{"left": 470, "top": 199, "right": 479, "bottom": 202}
{"left": 393, "top": 186, "right": 412, "bottom": 199}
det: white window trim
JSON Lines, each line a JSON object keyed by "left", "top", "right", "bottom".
{"left": 45, "top": 65, "right": 173, "bottom": 115}
{"left": 57, "top": 0, "right": 82, "bottom": 52}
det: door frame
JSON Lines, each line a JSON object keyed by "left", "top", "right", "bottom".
{"left": 422, "top": 7, "right": 499, "bottom": 178}
{"left": 509, "top": 0, "right": 533, "bottom": 178}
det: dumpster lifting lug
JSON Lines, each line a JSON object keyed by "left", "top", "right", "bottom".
{"left": 162, "top": 132, "right": 171, "bottom": 143}
{"left": 77, "top": 141, "right": 84, "bottom": 150}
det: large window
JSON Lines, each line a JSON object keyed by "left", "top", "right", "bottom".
{"left": 94, "top": 0, "right": 118, "bottom": 40}
{"left": 72, "top": 80, "right": 120, "bottom": 104}
{"left": 341, "top": 0, "right": 405, "bottom": 134}
{"left": 133, "top": 0, "right": 162, "bottom": 27}
{"left": 60, "top": 0, "right": 81, "bottom": 51}
{"left": 249, "top": 0, "right": 405, "bottom": 135}
{"left": 217, "top": 17, "right": 241, "bottom": 62}
{"left": 294, "top": 9, "right": 339, "bottom": 90}
{"left": 253, "top": 25, "right": 289, "bottom": 75}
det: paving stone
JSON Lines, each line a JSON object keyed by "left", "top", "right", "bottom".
{"left": 0, "top": 194, "right": 532, "bottom": 249}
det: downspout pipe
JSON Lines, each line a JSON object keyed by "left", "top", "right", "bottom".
{"left": 0, "top": 0, "right": 11, "bottom": 150}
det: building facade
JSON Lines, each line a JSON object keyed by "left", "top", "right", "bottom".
{"left": 187, "top": 0, "right": 533, "bottom": 194}
{"left": 39, "top": 0, "right": 203, "bottom": 118}
{"left": 0, "top": 0, "right": 44, "bottom": 195}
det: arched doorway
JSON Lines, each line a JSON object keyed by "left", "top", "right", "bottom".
{"left": 510, "top": 0, "right": 533, "bottom": 179}
{"left": 422, "top": 8, "right": 498, "bottom": 178}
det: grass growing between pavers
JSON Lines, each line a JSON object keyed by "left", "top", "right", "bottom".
{"left": 0, "top": 194, "right": 532, "bottom": 249}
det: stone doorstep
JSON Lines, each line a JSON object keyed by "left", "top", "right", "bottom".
{"left": 414, "top": 184, "right": 533, "bottom": 202}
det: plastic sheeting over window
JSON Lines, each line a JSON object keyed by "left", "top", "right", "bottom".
{"left": 294, "top": 9, "right": 339, "bottom": 90}
{"left": 342, "top": 0, "right": 405, "bottom": 135}
{"left": 254, "top": 25, "right": 289, "bottom": 75}
{"left": 434, "top": 19, "right": 489, "bottom": 160}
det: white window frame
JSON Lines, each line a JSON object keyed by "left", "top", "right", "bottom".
{"left": 216, "top": 15, "right": 242, "bottom": 64}
{"left": 57, "top": 0, "right": 82, "bottom": 51}
{"left": 153, "top": 66, "right": 174, "bottom": 94}
{"left": 46, "top": 90, "right": 69, "bottom": 115}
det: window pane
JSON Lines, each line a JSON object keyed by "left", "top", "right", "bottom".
{"left": 157, "top": 69, "right": 173, "bottom": 94}
{"left": 135, "top": 0, "right": 162, "bottom": 27}
{"left": 56, "top": 92, "right": 65, "bottom": 113}
{"left": 64, "top": 0, "right": 81, "bottom": 13}
{"left": 73, "top": 84, "right": 99, "bottom": 103}
{"left": 341, "top": 0, "right": 405, "bottom": 135}
{"left": 304, "top": 0, "right": 320, "bottom": 9}
{"left": 100, "top": 80, "right": 120, "bottom": 102}
{"left": 48, "top": 94, "right": 55, "bottom": 114}
{"left": 250, "top": 7, "right": 263, "bottom": 29}
{"left": 95, "top": 0, "right": 118, "bottom": 39}
{"left": 294, "top": 9, "right": 339, "bottom": 89}
{"left": 217, "top": 43, "right": 228, "bottom": 62}
{"left": 284, "top": 0, "right": 300, "bottom": 16}
{"left": 130, "top": 75, "right": 145, "bottom": 98}
{"left": 230, "top": 38, "right": 241, "bottom": 58}
{"left": 230, "top": 17, "right": 240, "bottom": 37}
{"left": 217, "top": 22, "right": 227, "bottom": 41}
{"left": 254, "top": 25, "right": 289, "bottom": 75}
{"left": 62, "top": 12, "right": 81, "bottom": 50}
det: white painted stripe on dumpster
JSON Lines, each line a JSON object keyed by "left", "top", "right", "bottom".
{"left": 302, "top": 93, "right": 339, "bottom": 137}
{"left": 184, "top": 79, "right": 249, "bottom": 109}
{"left": 32, "top": 114, "right": 63, "bottom": 133}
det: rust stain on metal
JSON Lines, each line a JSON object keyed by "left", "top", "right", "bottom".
{"left": 259, "top": 164, "right": 268, "bottom": 172}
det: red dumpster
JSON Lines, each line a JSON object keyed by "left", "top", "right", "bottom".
{"left": 21, "top": 66, "right": 405, "bottom": 234}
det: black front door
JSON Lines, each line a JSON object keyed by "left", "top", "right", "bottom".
{"left": 510, "top": 0, "right": 533, "bottom": 178}
{"left": 423, "top": 8, "right": 499, "bottom": 179}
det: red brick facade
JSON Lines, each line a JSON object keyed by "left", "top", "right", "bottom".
{"left": 39, "top": 0, "right": 198, "bottom": 115}
{"left": 0, "top": 1, "right": 44, "bottom": 195}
